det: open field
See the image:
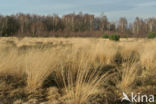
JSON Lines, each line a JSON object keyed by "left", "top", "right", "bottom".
{"left": 0, "top": 37, "right": 156, "bottom": 104}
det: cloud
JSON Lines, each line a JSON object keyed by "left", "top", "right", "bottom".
{"left": 136, "top": 1, "right": 156, "bottom": 7}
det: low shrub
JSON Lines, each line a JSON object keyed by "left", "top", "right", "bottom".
{"left": 102, "top": 34, "right": 109, "bottom": 39}
{"left": 109, "top": 34, "right": 120, "bottom": 41}
{"left": 147, "top": 32, "right": 155, "bottom": 39}
{"left": 2, "top": 34, "right": 8, "bottom": 37}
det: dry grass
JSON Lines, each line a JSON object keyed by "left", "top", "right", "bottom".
{"left": 117, "top": 62, "right": 141, "bottom": 93}
{"left": 0, "top": 37, "right": 155, "bottom": 104}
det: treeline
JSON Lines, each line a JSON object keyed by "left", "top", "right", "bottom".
{"left": 0, "top": 13, "right": 156, "bottom": 37}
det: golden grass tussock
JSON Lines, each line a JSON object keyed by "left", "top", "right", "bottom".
{"left": 0, "top": 49, "right": 24, "bottom": 75}
{"left": 54, "top": 53, "right": 107, "bottom": 104}
{"left": 117, "top": 62, "right": 141, "bottom": 93}
{"left": 0, "top": 37, "right": 155, "bottom": 104}
{"left": 24, "top": 49, "right": 59, "bottom": 91}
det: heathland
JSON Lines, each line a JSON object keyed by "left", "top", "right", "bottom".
{"left": 0, "top": 37, "right": 155, "bottom": 104}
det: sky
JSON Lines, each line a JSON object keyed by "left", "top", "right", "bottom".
{"left": 0, "top": 0, "right": 156, "bottom": 21}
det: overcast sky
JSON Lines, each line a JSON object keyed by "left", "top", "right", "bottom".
{"left": 0, "top": 0, "right": 156, "bottom": 21}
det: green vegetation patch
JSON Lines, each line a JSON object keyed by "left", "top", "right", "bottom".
{"left": 147, "top": 32, "right": 155, "bottom": 39}
{"left": 102, "top": 34, "right": 109, "bottom": 39}
{"left": 109, "top": 34, "right": 120, "bottom": 41}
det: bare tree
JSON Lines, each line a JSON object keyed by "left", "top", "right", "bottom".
{"left": 118, "top": 17, "right": 128, "bottom": 33}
